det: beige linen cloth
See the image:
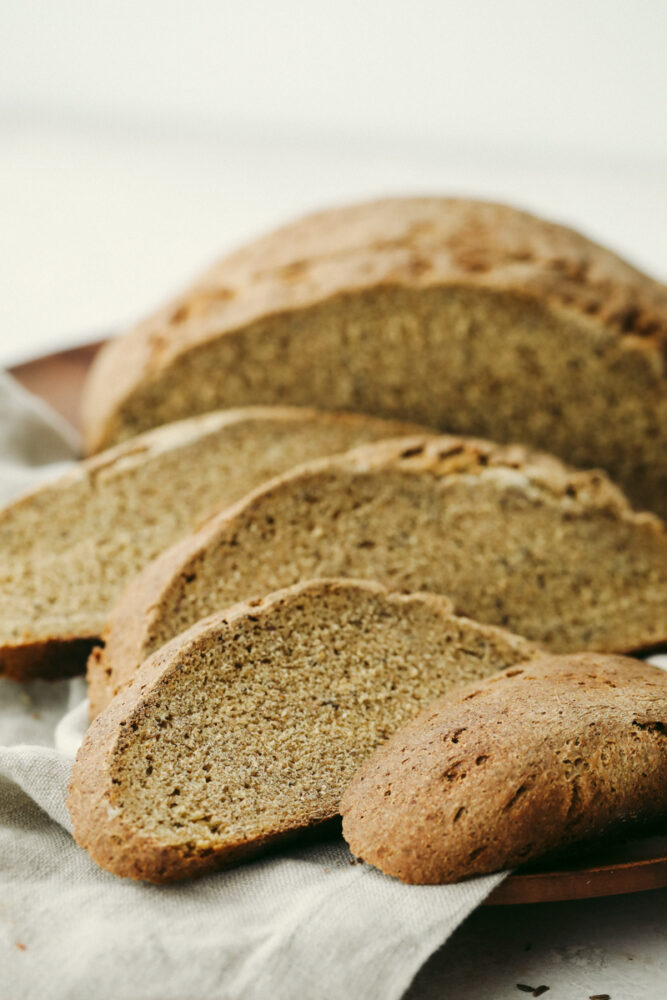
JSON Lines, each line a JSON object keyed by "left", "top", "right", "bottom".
{"left": 0, "top": 372, "right": 518, "bottom": 999}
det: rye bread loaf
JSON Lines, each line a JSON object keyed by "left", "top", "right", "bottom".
{"left": 0, "top": 406, "right": 426, "bottom": 681}
{"left": 69, "top": 578, "right": 539, "bottom": 883}
{"left": 81, "top": 197, "right": 667, "bottom": 518}
{"left": 90, "top": 434, "right": 667, "bottom": 719}
{"left": 341, "top": 653, "right": 667, "bottom": 884}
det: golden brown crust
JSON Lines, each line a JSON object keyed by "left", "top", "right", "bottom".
{"left": 90, "top": 433, "right": 667, "bottom": 719}
{"left": 70, "top": 578, "right": 538, "bottom": 882}
{"left": 341, "top": 653, "right": 667, "bottom": 883}
{"left": 82, "top": 196, "right": 667, "bottom": 453}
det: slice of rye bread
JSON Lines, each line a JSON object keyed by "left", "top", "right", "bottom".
{"left": 90, "top": 434, "right": 667, "bottom": 720}
{"left": 80, "top": 197, "right": 667, "bottom": 518}
{"left": 68, "top": 578, "right": 540, "bottom": 883}
{"left": 341, "top": 653, "right": 667, "bottom": 884}
{"left": 0, "top": 406, "right": 428, "bottom": 681}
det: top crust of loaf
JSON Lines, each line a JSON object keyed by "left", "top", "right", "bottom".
{"left": 82, "top": 197, "right": 667, "bottom": 452}
{"left": 340, "top": 653, "right": 667, "bottom": 883}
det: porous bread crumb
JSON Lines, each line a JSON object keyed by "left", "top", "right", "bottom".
{"left": 92, "top": 434, "right": 667, "bottom": 718}
{"left": 68, "top": 579, "right": 539, "bottom": 882}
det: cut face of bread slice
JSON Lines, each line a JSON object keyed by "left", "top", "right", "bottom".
{"left": 341, "top": 653, "right": 667, "bottom": 884}
{"left": 68, "top": 579, "right": 539, "bottom": 883}
{"left": 92, "top": 435, "right": 667, "bottom": 719}
{"left": 81, "top": 197, "right": 667, "bottom": 518}
{"left": 0, "top": 406, "right": 427, "bottom": 681}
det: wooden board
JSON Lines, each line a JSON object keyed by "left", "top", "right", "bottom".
{"left": 8, "top": 339, "right": 667, "bottom": 905}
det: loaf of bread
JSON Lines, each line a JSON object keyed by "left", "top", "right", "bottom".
{"left": 90, "top": 435, "right": 667, "bottom": 719}
{"left": 68, "top": 578, "right": 539, "bottom": 882}
{"left": 0, "top": 406, "right": 427, "bottom": 681}
{"left": 81, "top": 197, "right": 667, "bottom": 518}
{"left": 341, "top": 654, "right": 667, "bottom": 883}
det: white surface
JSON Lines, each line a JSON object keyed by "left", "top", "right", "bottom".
{"left": 408, "top": 885, "right": 667, "bottom": 999}
{"left": 3, "top": 1, "right": 666, "bottom": 160}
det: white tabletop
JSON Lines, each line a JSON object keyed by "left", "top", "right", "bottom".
{"left": 408, "top": 885, "right": 667, "bottom": 999}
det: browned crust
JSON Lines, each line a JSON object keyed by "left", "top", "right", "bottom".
{"left": 1, "top": 406, "right": 430, "bottom": 683}
{"left": 341, "top": 653, "right": 667, "bottom": 884}
{"left": 81, "top": 196, "right": 667, "bottom": 453}
{"left": 70, "top": 578, "right": 538, "bottom": 882}
{"left": 90, "top": 432, "right": 667, "bottom": 719}
{"left": 0, "top": 636, "right": 99, "bottom": 682}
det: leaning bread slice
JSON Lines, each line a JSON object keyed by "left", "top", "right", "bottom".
{"left": 81, "top": 197, "right": 667, "bottom": 519}
{"left": 68, "top": 578, "right": 539, "bottom": 883}
{"left": 91, "top": 435, "right": 667, "bottom": 718}
{"left": 0, "top": 406, "right": 427, "bottom": 681}
{"left": 341, "top": 653, "right": 667, "bottom": 884}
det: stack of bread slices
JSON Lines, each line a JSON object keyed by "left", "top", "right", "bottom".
{"left": 3, "top": 197, "right": 666, "bottom": 884}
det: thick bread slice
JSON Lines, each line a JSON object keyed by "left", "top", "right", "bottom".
{"left": 81, "top": 197, "right": 667, "bottom": 517}
{"left": 341, "top": 653, "right": 667, "bottom": 883}
{"left": 0, "top": 406, "right": 427, "bottom": 681}
{"left": 68, "top": 578, "right": 539, "bottom": 883}
{"left": 91, "top": 435, "right": 667, "bottom": 719}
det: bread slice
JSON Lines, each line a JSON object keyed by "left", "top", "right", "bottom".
{"left": 341, "top": 653, "right": 667, "bottom": 884}
{"left": 81, "top": 197, "right": 667, "bottom": 518}
{"left": 68, "top": 578, "right": 539, "bottom": 882}
{"left": 91, "top": 434, "right": 667, "bottom": 720}
{"left": 0, "top": 406, "right": 427, "bottom": 681}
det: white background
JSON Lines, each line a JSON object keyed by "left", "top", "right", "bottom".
{"left": 1, "top": 1, "right": 666, "bottom": 366}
